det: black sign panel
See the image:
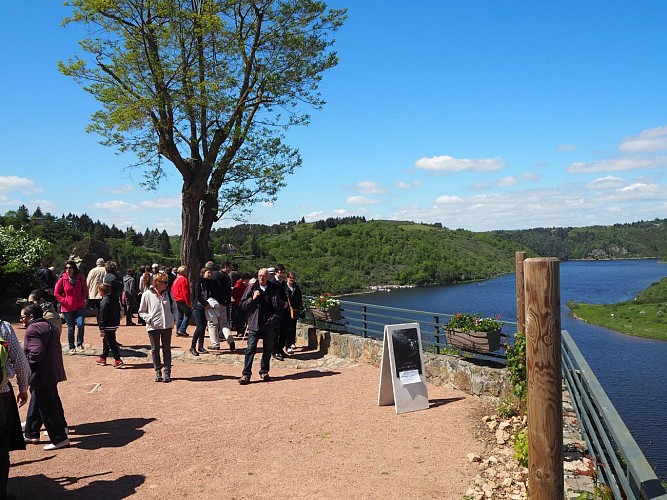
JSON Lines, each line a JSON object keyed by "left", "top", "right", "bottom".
{"left": 391, "top": 327, "right": 422, "bottom": 378}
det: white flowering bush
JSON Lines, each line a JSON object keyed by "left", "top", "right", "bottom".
{"left": 0, "top": 226, "right": 53, "bottom": 300}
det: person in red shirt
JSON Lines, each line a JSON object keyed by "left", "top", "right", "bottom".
{"left": 231, "top": 272, "right": 251, "bottom": 334}
{"left": 54, "top": 260, "right": 87, "bottom": 354}
{"left": 171, "top": 266, "right": 191, "bottom": 337}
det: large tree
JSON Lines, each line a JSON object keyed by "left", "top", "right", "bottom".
{"left": 60, "top": 0, "right": 346, "bottom": 279}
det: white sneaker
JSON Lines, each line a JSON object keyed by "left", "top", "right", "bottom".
{"left": 286, "top": 346, "right": 294, "bottom": 355}
{"left": 76, "top": 345, "right": 85, "bottom": 352}
{"left": 69, "top": 348, "right": 76, "bottom": 354}
{"left": 290, "top": 344, "right": 296, "bottom": 350}
{"left": 43, "top": 439, "right": 70, "bottom": 450}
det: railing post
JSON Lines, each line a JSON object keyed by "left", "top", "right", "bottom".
{"left": 516, "top": 251, "right": 526, "bottom": 334}
{"left": 362, "top": 305, "right": 368, "bottom": 338}
{"left": 524, "top": 257, "right": 563, "bottom": 499}
{"left": 434, "top": 315, "right": 440, "bottom": 354}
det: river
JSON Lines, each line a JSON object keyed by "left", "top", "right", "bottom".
{"left": 344, "top": 259, "right": 667, "bottom": 480}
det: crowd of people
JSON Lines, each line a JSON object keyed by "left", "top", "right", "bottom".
{"left": 0, "top": 256, "right": 305, "bottom": 498}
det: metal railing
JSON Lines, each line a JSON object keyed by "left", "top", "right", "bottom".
{"left": 307, "top": 298, "right": 516, "bottom": 363}
{"left": 562, "top": 330, "right": 667, "bottom": 499}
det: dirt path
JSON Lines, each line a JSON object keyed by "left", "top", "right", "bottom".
{"left": 8, "top": 320, "right": 486, "bottom": 499}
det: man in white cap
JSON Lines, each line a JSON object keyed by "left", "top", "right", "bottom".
{"left": 86, "top": 258, "right": 107, "bottom": 319}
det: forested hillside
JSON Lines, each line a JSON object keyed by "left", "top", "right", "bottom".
{"left": 3, "top": 205, "right": 667, "bottom": 299}
{"left": 210, "top": 219, "right": 523, "bottom": 294}
{"left": 490, "top": 218, "right": 667, "bottom": 260}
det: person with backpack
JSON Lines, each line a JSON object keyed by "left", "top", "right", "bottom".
{"left": 0, "top": 319, "right": 30, "bottom": 498}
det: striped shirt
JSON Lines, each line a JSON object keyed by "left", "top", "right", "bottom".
{"left": 0, "top": 321, "right": 30, "bottom": 395}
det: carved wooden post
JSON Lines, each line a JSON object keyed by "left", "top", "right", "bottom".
{"left": 515, "top": 251, "right": 526, "bottom": 334}
{"left": 524, "top": 257, "right": 563, "bottom": 499}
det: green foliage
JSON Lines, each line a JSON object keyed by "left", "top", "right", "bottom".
{"left": 513, "top": 427, "right": 528, "bottom": 467}
{"left": 0, "top": 226, "right": 53, "bottom": 300}
{"left": 506, "top": 332, "right": 527, "bottom": 400}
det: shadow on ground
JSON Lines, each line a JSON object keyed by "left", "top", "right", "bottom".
{"left": 9, "top": 472, "right": 145, "bottom": 499}
{"left": 68, "top": 417, "right": 156, "bottom": 451}
{"left": 429, "top": 397, "right": 465, "bottom": 409}
{"left": 266, "top": 370, "right": 340, "bottom": 382}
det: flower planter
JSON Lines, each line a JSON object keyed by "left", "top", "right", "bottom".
{"left": 446, "top": 328, "right": 501, "bottom": 353}
{"left": 309, "top": 305, "right": 341, "bottom": 322}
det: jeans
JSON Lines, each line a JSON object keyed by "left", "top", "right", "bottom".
{"left": 148, "top": 328, "right": 172, "bottom": 371}
{"left": 63, "top": 307, "right": 85, "bottom": 349}
{"left": 176, "top": 301, "right": 191, "bottom": 334}
{"left": 191, "top": 308, "right": 207, "bottom": 349}
{"left": 242, "top": 324, "right": 275, "bottom": 377}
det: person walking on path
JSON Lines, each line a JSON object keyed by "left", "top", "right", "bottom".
{"left": 96, "top": 283, "right": 124, "bottom": 369}
{"left": 0, "top": 319, "right": 30, "bottom": 498}
{"left": 20, "top": 304, "right": 69, "bottom": 451}
{"left": 122, "top": 269, "right": 138, "bottom": 326}
{"left": 238, "top": 268, "right": 283, "bottom": 385}
{"left": 28, "top": 289, "right": 62, "bottom": 336}
{"left": 190, "top": 267, "right": 214, "bottom": 356}
{"left": 171, "top": 266, "right": 191, "bottom": 337}
{"left": 284, "top": 271, "right": 303, "bottom": 355}
{"left": 54, "top": 261, "right": 87, "bottom": 354}
{"left": 86, "top": 258, "right": 107, "bottom": 315}
{"left": 138, "top": 272, "right": 178, "bottom": 383}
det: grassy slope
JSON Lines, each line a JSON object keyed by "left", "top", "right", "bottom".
{"left": 569, "top": 278, "right": 667, "bottom": 340}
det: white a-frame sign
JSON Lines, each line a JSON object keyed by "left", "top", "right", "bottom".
{"left": 377, "top": 323, "right": 429, "bottom": 414}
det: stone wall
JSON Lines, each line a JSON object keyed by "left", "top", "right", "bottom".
{"left": 298, "top": 325, "right": 509, "bottom": 401}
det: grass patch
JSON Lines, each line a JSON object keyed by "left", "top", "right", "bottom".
{"left": 569, "top": 302, "right": 667, "bottom": 341}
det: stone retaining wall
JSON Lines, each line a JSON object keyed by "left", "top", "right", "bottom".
{"left": 298, "top": 325, "right": 509, "bottom": 401}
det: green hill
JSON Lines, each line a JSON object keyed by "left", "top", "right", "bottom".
{"left": 210, "top": 219, "right": 524, "bottom": 295}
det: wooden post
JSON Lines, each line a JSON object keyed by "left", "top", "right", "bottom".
{"left": 515, "top": 251, "right": 526, "bottom": 334}
{"left": 524, "top": 257, "right": 563, "bottom": 499}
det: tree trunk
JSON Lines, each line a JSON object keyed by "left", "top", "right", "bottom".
{"left": 181, "top": 180, "right": 210, "bottom": 296}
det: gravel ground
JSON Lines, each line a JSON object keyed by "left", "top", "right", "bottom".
{"left": 8, "top": 320, "right": 486, "bottom": 499}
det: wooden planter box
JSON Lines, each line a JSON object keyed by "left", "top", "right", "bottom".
{"left": 446, "top": 328, "right": 501, "bottom": 353}
{"left": 309, "top": 305, "right": 341, "bottom": 322}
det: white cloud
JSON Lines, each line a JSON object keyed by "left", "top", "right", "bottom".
{"left": 470, "top": 182, "right": 491, "bottom": 191}
{"left": 100, "top": 184, "right": 135, "bottom": 195}
{"left": 396, "top": 180, "right": 421, "bottom": 190}
{"left": 90, "top": 200, "right": 135, "bottom": 211}
{"left": 139, "top": 196, "right": 182, "bottom": 209}
{"left": 587, "top": 176, "right": 627, "bottom": 190}
{"left": 390, "top": 178, "right": 667, "bottom": 231}
{"left": 619, "top": 126, "right": 667, "bottom": 153}
{"left": 434, "top": 195, "right": 463, "bottom": 204}
{"left": 497, "top": 176, "right": 518, "bottom": 187}
{"left": 557, "top": 144, "right": 577, "bottom": 152}
{"left": 522, "top": 172, "right": 539, "bottom": 182}
{"left": 354, "top": 181, "right": 386, "bottom": 194}
{"left": 346, "top": 195, "right": 380, "bottom": 206}
{"left": 567, "top": 156, "right": 667, "bottom": 173}
{"left": 304, "top": 208, "right": 368, "bottom": 221}
{"left": 414, "top": 155, "right": 505, "bottom": 172}
{"left": 0, "top": 176, "right": 42, "bottom": 194}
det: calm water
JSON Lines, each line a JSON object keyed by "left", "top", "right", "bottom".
{"left": 345, "top": 259, "right": 667, "bottom": 479}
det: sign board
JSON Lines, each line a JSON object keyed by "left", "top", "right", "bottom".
{"left": 377, "top": 323, "right": 429, "bottom": 414}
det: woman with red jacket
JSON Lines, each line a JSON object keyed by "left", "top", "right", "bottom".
{"left": 54, "top": 260, "right": 87, "bottom": 354}
{"left": 171, "top": 266, "right": 191, "bottom": 337}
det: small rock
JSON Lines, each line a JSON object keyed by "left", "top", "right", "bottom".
{"left": 467, "top": 453, "right": 482, "bottom": 462}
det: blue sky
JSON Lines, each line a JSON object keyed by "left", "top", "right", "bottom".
{"left": 1, "top": 2, "right": 666, "bottom": 235}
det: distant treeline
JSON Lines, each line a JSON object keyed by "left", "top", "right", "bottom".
{"left": 2, "top": 205, "right": 666, "bottom": 298}
{"left": 489, "top": 218, "right": 667, "bottom": 260}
